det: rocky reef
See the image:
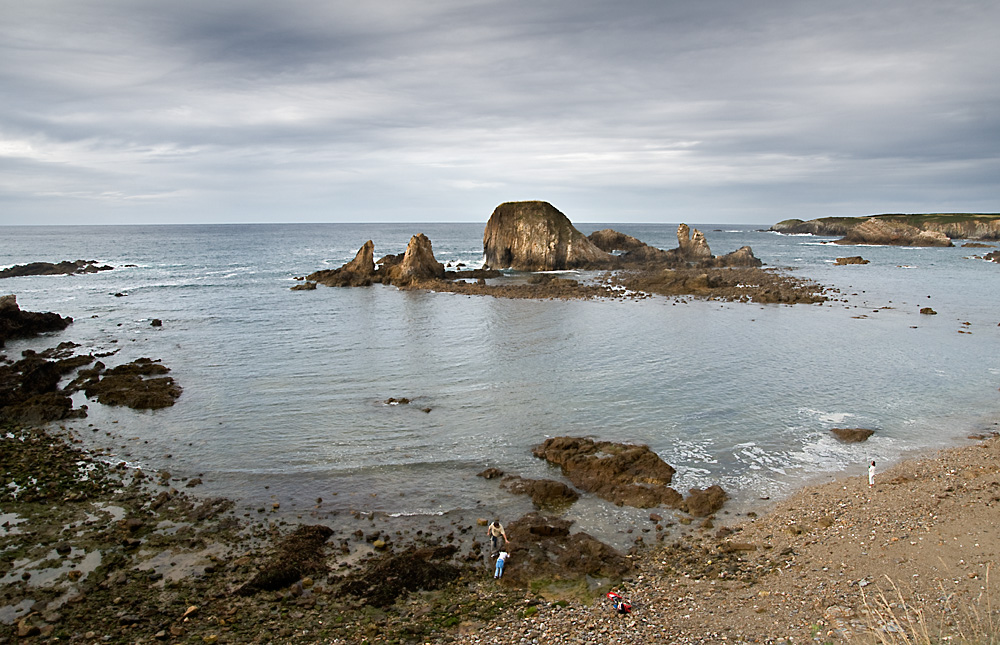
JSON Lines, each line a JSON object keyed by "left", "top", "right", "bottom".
{"left": 296, "top": 201, "right": 826, "bottom": 303}
{"left": 771, "top": 213, "right": 1000, "bottom": 244}
{"left": 0, "top": 259, "right": 113, "bottom": 279}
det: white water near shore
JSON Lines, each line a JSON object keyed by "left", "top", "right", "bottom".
{"left": 3, "top": 223, "right": 998, "bottom": 548}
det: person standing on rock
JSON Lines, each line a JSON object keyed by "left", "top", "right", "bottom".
{"left": 494, "top": 549, "right": 509, "bottom": 579}
{"left": 487, "top": 520, "right": 508, "bottom": 556}
{"left": 869, "top": 460, "right": 876, "bottom": 488}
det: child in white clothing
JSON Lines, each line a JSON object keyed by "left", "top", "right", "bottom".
{"left": 494, "top": 550, "right": 509, "bottom": 579}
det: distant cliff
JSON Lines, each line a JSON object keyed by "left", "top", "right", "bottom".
{"left": 772, "top": 214, "right": 1000, "bottom": 244}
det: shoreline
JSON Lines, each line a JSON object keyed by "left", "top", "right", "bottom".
{"left": 4, "top": 420, "right": 999, "bottom": 643}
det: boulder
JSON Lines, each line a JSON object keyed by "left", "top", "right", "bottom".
{"left": 482, "top": 201, "right": 612, "bottom": 270}
{"left": 830, "top": 428, "right": 875, "bottom": 443}
{"left": 681, "top": 484, "right": 728, "bottom": 517}
{"left": 499, "top": 475, "right": 580, "bottom": 510}
{"left": 532, "top": 436, "right": 682, "bottom": 508}
{"left": 834, "top": 219, "right": 953, "bottom": 247}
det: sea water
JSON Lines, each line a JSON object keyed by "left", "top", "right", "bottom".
{"left": 2, "top": 223, "right": 998, "bottom": 545}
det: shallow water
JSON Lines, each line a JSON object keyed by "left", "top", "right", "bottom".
{"left": 3, "top": 223, "right": 998, "bottom": 545}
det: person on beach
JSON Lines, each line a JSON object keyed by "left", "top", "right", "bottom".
{"left": 487, "top": 520, "right": 508, "bottom": 555}
{"left": 494, "top": 549, "right": 509, "bottom": 579}
{"left": 869, "top": 460, "right": 876, "bottom": 487}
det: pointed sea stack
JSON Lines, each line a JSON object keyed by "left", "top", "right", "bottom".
{"left": 483, "top": 201, "right": 612, "bottom": 271}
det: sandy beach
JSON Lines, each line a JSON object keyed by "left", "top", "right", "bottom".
{"left": 460, "top": 431, "right": 1000, "bottom": 644}
{"left": 3, "top": 420, "right": 999, "bottom": 644}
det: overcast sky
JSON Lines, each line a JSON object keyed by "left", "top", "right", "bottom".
{"left": 2, "top": 0, "right": 998, "bottom": 225}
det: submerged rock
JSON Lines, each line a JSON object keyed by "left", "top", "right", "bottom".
{"left": 830, "top": 428, "right": 875, "bottom": 443}
{"left": 499, "top": 475, "right": 580, "bottom": 510}
{"left": 69, "top": 358, "right": 182, "bottom": 409}
{"left": 834, "top": 256, "right": 870, "bottom": 265}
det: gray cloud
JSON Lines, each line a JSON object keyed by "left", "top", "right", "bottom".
{"left": 2, "top": 0, "right": 998, "bottom": 224}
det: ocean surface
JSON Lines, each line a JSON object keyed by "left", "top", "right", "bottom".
{"left": 3, "top": 222, "right": 999, "bottom": 546}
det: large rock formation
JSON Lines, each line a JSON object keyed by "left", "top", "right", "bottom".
{"left": 482, "top": 201, "right": 612, "bottom": 271}
{"left": 834, "top": 219, "right": 952, "bottom": 247}
{"left": 382, "top": 233, "right": 445, "bottom": 285}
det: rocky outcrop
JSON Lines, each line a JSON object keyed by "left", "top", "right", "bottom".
{"left": 830, "top": 428, "right": 875, "bottom": 443}
{"left": 986, "top": 251, "right": 1000, "bottom": 263}
{"left": 770, "top": 218, "right": 858, "bottom": 236}
{"left": 306, "top": 241, "right": 376, "bottom": 287}
{"left": 675, "top": 224, "right": 713, "bottom": 262}
{"left": 0, "top": 294, "right": 73, "bottom": 347}
{"left": 306, "top": 236, "right": 444, "bottom": 289}
{"left": 834, "top": 256, "right": 870, "bottom": 265}
{"left": 69, "top": 358, "right": 182, "bottom": 409}
{"left": 482, "top": 201, "right": 612, "bottom": 270}
{"left": 588, "top": 229, "right": 646, "bottom": 252}
{"left": 772, "top": 214, "right": 1000, "bottom": 242}
{"left": 834, "top": 219, "right": 952, "bottom": 247}
{"left": 0, "top": 260, "right": 113, "bottom": 279}
{"left": 532, "top": 436, "right": 682, "bottom": 509}
{"left": 382, "top": 234, "right": 445, "bottom": 285}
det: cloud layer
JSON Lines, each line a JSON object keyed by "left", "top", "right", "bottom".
{"left": 2, "top": 0, "right": 998, "bottom": 224}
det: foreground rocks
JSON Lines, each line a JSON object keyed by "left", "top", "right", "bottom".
{"left": 0, "top": 294, "right": 72, "bottom": 347}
